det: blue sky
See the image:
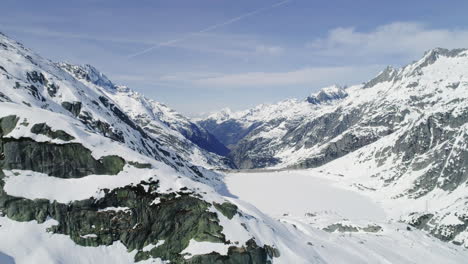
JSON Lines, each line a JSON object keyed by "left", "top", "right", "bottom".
{"left": 2, "top": 0, "right": 468, "bottom": 116}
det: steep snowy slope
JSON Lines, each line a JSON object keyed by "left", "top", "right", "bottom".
{"left": 0, "top": 32, "right": 306, "bottom": 263}
{"left": 58, "top": 63, "right": 231, "bottom": 169}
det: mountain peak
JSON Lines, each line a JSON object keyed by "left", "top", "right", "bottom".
{"left": 363, "top": 65, "right": 398, "bottom": 89}
{"left": 306, "top": 85, "right": 348, "bottom": 104}
{"left": 423, "top": 47, "right": 468, "bottom": 58}
{"left": 58, "top": 63, "right": 115, "bottom": 90}
{"left": 206, "top": 107, "right": 234, "bottom": 122}
{"left": 415, "top": 47, "right": 468, "bottom": 70}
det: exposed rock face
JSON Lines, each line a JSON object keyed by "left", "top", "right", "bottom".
{"left": 0, "top": 115, "right": 19, "bottom": 137}
{"left": 61, "top": 101, "right": 82, "bottom": 117}
{"left": 30, "top": 123, "right": 75, "bottom": 141}
{"left": 0, "top": 138, "right": 125, "bottom": 178}
{"left": 323, "top": 223, "right": 382, "bottom": 233}
{"left": 363, "top": 66, "right": 397, "bottom": 88}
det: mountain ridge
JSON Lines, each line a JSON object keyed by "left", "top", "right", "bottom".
{"left": 197, "top": 46, "right": 468, "bottom": 247}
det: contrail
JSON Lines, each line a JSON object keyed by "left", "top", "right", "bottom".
{"left": 127, "top": 0, "right": 292, "bottom": 59}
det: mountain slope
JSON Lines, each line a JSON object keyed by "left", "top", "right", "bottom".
{"left": 199, "top": 47, "right": 468, "bottom": 247}
{"left": 198, "top": 49, "right": 468, "bottom": 170}
{"left": 197, "top": 85, "right": 351, "bottom": 168}
{"left": 0, "top": 32, "right": 300, "bottom": 263}
{"left": 58, "top": 63, "right": 231, "bottom": 169}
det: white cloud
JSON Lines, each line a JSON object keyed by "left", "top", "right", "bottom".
{"left": 308, "top": 22, "right": 468, "bottom": 58}
{"left": 191, "top": 65, "right": 383, "bottom": 88}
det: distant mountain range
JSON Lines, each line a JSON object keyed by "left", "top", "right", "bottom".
{"left": 197, "top": 47, "right": 468, "bottom": 246}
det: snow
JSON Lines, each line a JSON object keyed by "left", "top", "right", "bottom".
{"left": 2, "top": 32, "right": 468, "bottom": 263}
{"left": 225, "top": 170, "right": 386, "bottom": 221}
{"left": 223, "top": 170, "right": 468, "bottom": 263}
{"left": 204, "top": 98, "right": 317, "bottom": 128}
{"left": 0, "top": 217, "right": 167, "bottom": 264}
{"left": 200, "top": 47, "right": 468, "bottom": 172}
{"left": 3, "top": 168, "right": 158, "bottom": 203}
{"left": 440, "top": 214, "right": 464, "bottom": 226}
{"left": 307, "top": 84, "right": 348, "bottom": 104}
{"left": 181, "top": 239, "right": 230, "bottom": 259}
{"left": 310, "top": 84, "right": 344, "bottom": 97}
{"left": 210, "top": 206, "right": 252, "bottom": 245}
{"left": 80, "top": 234, "right": 98, "bottom": 239}
{"left": 98, "top": 207, "right": 131, "bottom": 213}
{"left": 94, "top": 83, "right": 228, "bottom": 169}
{"left": 150, "top": 197, "right": 161, "bottom": 205}
{"left": 142, "top": 240, "right": 165, "bottom": 252}
{"left": 250, "top": 121, "right": 288, "bottom": 140}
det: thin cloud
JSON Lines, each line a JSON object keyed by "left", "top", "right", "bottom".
{"left": 126, "top": 0, "right": 293, "bottom": 59}
{"left": 1, "top": 25, "right": 284, "bottom": 58}
{"left": 0, "top": 25, "right": 157, "bottom": 45}
{"left": 255, "top": 45, "right": 283, "bottom": 55}
{"left": 308, "top": 22, "right": 468, "bottom": 58}
{"left": 190, "top": 65, "right": 383, "bottom": 88}
{"left": 165, "top": 33, "right": 285, "bottom": 57}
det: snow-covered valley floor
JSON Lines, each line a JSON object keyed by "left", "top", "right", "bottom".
{"left": 225, "top": 170, "right": 386, "bottom": 221}
{"left": 224, "top": 170, "right": 468, "bottom": 264}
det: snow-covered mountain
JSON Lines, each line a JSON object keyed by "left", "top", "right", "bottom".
{"left": 199, "top": 48, "right": 468, "bottom": 169}
{"left": 198, "top": 47, "right": 468, "bottom": 247}
{"left": 197, "top": 86, "right": 352, "bottom": 168}
{"left": 2, "top": 31, "right": 468, "bottom": 263}
{"left": 58, "top": 63, "right": 232, "bottom": 169}
{"left": 306, "top": 84, "right": 348, "bottom": 105}
{"left": 0, "top": 32, "right": 298, "bottom": 263}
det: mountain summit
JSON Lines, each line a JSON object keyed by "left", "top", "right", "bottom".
{"left": 306, "top": 85, "right": 348, "bottom": 104}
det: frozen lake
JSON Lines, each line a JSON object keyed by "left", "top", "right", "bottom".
{"left": 225, "top": 170, "right": 387, "bottom": 221}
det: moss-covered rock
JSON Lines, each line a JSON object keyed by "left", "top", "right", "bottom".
{"left": 30, "top": 123, "right": 75, "bottom": 141}
{"left": 128, "top": 161, "right": 153, "bottom": 169}
{"left": 214, "top": 202, "right": 238, "bottom": 220}
{"left": 0, "top": 172, "right": 274, "bottom": 263}
{"left": 61, "top": 101, "right": 82, "bottom": 117}
{"left": 185, "top": 239, "right": 273, "bottom": 264}
{"left": 0, "top": 138, "right": 124, "bottom": 178}
{"left": 0, "top": 138, "right": 276, "bottom": 263}
{"left": 0, "top": 115, "right": 19, "bottom": 136}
